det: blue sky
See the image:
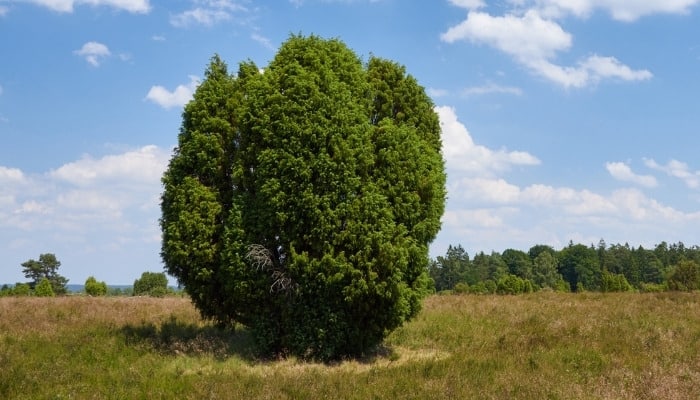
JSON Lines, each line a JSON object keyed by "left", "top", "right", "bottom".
{"left": 1, "top": 0, "right": 700, "bottom": 284}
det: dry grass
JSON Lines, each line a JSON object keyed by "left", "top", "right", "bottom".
{"left": 2, "top": 292, "right": 700, "bottom": 399}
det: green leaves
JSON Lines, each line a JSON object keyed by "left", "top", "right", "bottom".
{"left": 160, "top": 35, "right": 446, "bottom": 360}
{"left": 20, "top": 253, "right": 68, "bottom": 295}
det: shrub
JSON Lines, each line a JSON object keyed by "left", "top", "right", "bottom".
{"left": 133, "top": 272, "right": 169, "bottom": 297}
{"left": 85, "top": 276, "right": 108, "bottom": 296}
{"left": 12, "top": 283, "right": 31, "bottom": 296}
{"left": 453, "top": 282, "right": 470, "bottom": 294}
{"left": 34, "top": 278, "right": 55, "bottom": 297}
{"left": 667, "top": 260, "right": 700, "bottom": 291}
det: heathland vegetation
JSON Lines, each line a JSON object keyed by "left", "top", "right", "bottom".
{"left": 2, "top": 293, "right": 700, "bottom": 399}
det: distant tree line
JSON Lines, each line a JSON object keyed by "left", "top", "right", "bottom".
{"left": 1, "top": 253, "right": 172, "bottom": 298}
{"left": 429, "top": 240, "right": 700, "bottom": 294}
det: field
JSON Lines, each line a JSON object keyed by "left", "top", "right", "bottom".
{"left": 2, "top": 292, "right": 700, "bottom": 399}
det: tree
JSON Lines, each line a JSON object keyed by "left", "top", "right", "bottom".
{"left": 558, "top": 243, "right": 601, "bottom": 292}
{"left": 161, "top": 35, "right": 446, "bottom": 360}
{"left": 85, "top": 276, "right": 108, "bottom": 296}
{"left": 532, "top": 251, "right": 567, "bottom": 291}
{"left": 34, "top": 278, "right": 55, "bottom": 297}
{"left": 601, "top": 271, "right": 633, "bottom": 292}
{"left": 133, "top": 272, "right": 168, "bottom": 297}
{"left": 430, "top": 245, "right": 469, "bottom": 291}
{"left": 667, "top": 260, "right": 700, "bottom": 291}
{"left": 21, "top": 253, "right": 68, "bottom": 295}
{"left": 496, "top": 274, "right": 533, "bottom": 295}
{"left": 502, "top": 249, "right": 533, "bottom": 280}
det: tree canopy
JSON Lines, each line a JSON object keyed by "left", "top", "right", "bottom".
{"left": 133, "top": 272, "right": 169, "bottom": 297}
{"left": 21, "top": 253, "right": 68, "bottom": 295}
{"left": 161, "top": 35, "right": 446, "bottom": 360}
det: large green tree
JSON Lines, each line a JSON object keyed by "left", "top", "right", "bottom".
{"left": 161, "top": 35, "right": 445, "bottom": 360}
{"left": 21, "top": 253, "right": 68, "bottom": 295}
{"left": 558, "top": 243, "right": 601, "bottom": 292}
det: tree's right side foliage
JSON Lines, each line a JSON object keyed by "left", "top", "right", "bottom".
{"left": 161, "top": 35, "right": 446, "bottom": 360}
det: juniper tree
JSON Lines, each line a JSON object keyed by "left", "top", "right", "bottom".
{"left": 161, "top": 35, "right": 445, "bottom": 360}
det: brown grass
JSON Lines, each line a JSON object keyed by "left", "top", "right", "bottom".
{"left": 2, "top": 292, "right": 700, "bottom": 399}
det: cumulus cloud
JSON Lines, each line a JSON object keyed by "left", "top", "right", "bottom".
{"left": 170, "top": 0, "right": 248, "bottom": 28}
{"left": 1, "top": 145, "right": 168, "bottom": 240}
{"left": 73, "top": 41, "right": 111, "bottom": 67}
{"left": 436, "top": 105, "right": 540, "bottom": 174}
{"left": 0, "top": 166, "right": 25, "bottom": 183}
{"left": 430, "top": 103, "right": 700, "bottom": 257}
{"left": 606, "top": 161, "right": 658, "bottom": 188}
{"left": 50, "top": 145, "right": 169, "bottom": 185}
{"left": 441, "top": 10, "right": 652, "bottom": 88}
{"left": 645, "top": 158, "right": 700, "bottom": 189}
{"left": 20, "top": 0, "right": 150, "bottom": 13}
{"left": 145, "top": 75, "right": 200, "bottom": 109}
{"left": 0, "top": 145, "right": 171, "bottom": 282}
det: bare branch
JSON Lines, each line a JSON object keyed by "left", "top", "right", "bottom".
{"left": 246, "top": 244, "right": 273, "bottom": 271}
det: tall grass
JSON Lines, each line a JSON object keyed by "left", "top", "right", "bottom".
{"left": 1, "top": 292, "right": 700, "bottom": 399}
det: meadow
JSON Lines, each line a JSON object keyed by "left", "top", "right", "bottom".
{"left": 1, "top": 292, "right": 700, "bottom": 399}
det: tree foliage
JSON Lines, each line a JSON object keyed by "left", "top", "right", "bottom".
{"left": 34, "top": 278, "right": 55, "bottom": 297}
{"left": 667, "top": 260, "right": 700, "bottom": 291}
{"left": 21, "top": 253, "right": 68, "bottom": 295}
{"left": 161, "top": 35, "right": 446, "bottom": 360}
{"left": 430, "top": 239, "right": 700, "bottom": 294}
{"left": 429, "top": 245, "right": 469, "bottom": 291}
{"left": 133, "top": 272, "right": 169, "bottom": 297}
{"left": 85, "top": 276, "right": 108, "bottom": 296}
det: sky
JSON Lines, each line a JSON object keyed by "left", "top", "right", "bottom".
{"left": 1, "top": 0, "right": 700, "bottom": 285}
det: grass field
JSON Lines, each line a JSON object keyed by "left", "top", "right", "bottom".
{"left": 2, "top": 292, "right": 700, "bottom": 399}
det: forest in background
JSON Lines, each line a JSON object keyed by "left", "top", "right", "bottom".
{"left": 429, "top": 240, "right": 700, "bottom": 294}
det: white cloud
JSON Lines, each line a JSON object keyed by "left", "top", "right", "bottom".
{"left": 21, "top": 0, "right": 150, "bottom": 13}
{"left": 443, "top": 208, "right": 510, "bottom": 229}
{"left": 0, "top": 146, "right": 169, "bottom": 280}
{"left": 145, "top": 75, "right": 200, "bottom": 109}
{"left": 50, "top": 145, "right": 169, "bottom": 186}
{"left": 170, "top": 0, "right": 248, "bottom": 28}
{"left": 462, "top": 83, "right": 523, "bottom": 96}
{"left": 0, "top": 166, "right": 24, "bottom": 183}
{"left": 441, "top": 9, "right": 652, "bottom": 88}
{"left": 0, "top": 5, "right": 8, "bottom": 16}
{"left": 431, "top": 111, "right": 700, "bottom": 257}
{"left": 441, "top": 11, "right": 572, "bottom": 60}
{"left": 450, "top": 177, "right": 521, "bottom": 204}
{"left": 251, "top": 32, "right": 275, "bottom": 51}
{"left": 14, "top": 200, "right": 51, "bottom": 215}
{"left": 436, "top": 105, "right": 540, "bottom": 174}
{"left": 529, "top": 0, "right": 700, "bottom": 21}
{"left": 606, "top": 161, "right": 658, "bottom": 188}
{"left": 448, "top": 0, "right": 485, "bottom": 10}
{"left": 427, "top": 88, "right": 449, "bottom": 98}
{"left": 645, "top": 158, "right": 700, "bottom": 188}
{"left": 73, "top": 41, "right": 111, "bottom": 67}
